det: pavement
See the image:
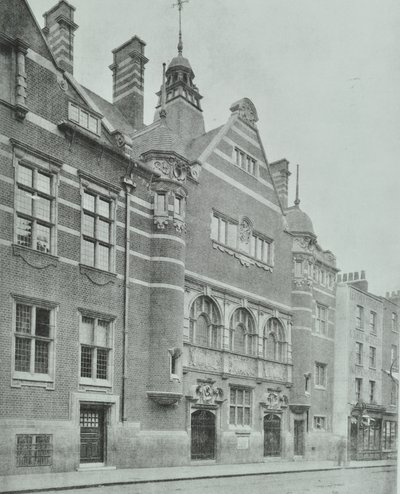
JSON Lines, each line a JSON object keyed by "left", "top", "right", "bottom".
{"left": 0, "top": 459, "right": 397, "bottom": 494}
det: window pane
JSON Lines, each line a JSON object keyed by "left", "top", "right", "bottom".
{"left": 16, "top": 188, "right": 33, "bottom": 215}
{"left": 237, "top": 407, "right": 244, "bottom": 425}
{"left": 230, "top": 388, "right": 236, "bottom": 403}
{"left": 69, "top": 103, "right": 79, "bottom": 122}
{"left": 263, "top": 242, "right": 269, "bottom": 263}
{"left": 257, "top": 238, "right": 263, "bottom": 259}
{"left": 16, "top": 217, "right": 32, "bottom": 247}
{"left": 211, "top": 215, "right": 218, "bottom": 240}
{"left": 16, "top": 304, "right": 31, "bottom": 333}
{"left": 220, "top": 219, "right": 226, "bottom": 243}
{"left": 34, "top": 340, "right": 49, "bottom": 374}
{"left": 244, "top": 390, "right": 251, "bottom": 406}
{"left": 18, "top": 166, "right": 33, "bottom": 187}
{"left": 196, "top": 314, "right": 208, "bottom": 346}
{"left": 227, "top": 223, "right": 237, "bottom": 247}
{"left": 244, "top": 408, "right": 251, "bottom": 425}
{"left": 35, "top": 308, "right": 50, "bottom": 337}
{"left": 98, "top": 198, "right": 110, "bottom": 218}
{"left": 37, "top": 173, "right": 51, "bottom": 194}
{"left": 81, "top": 316, "right": 94, "bottom": 345}
{"left": 88, "top": 115, "right": 98, "bottom": 133}
{"left": 80, "top": 346, "right": 92, "bottom": 377}
{"left": 36, "top": 224, "right": 50, "bottom": 253}
{"left": 83, "top": 193, "right": 95, "bottom": 212}
{"left": 229, "top": 406, "right": 236, "bottom": 424}
{"left": 237, "top": 389, "right": 243, "bottom": 405}
{"left": 157, "top": 194, "right": 166, "bottom": 212}
{"left": 174, "top": 196, "right": 181, "bottom": 215}
{"left": 82, "top": 239, "right": 95, "bottom": 266}
{"left": 97, "top": 244, "right": 110, "bottom": 271}
{"left": 35, "top": 196, "right": 51, "bottom": 221}
{"left": 79, "top": 110, "right": 88, "bottom": 128}
{"left": 96, "top": 348, "right": 108, "bottom": 379}
{"left": 97, "top": 320, "right": 109, "bottom": 347}
{"left": 83, "top": 214, "right": 95, "bottom": 237}
{"left": 97, "top": 219, "right": 110, "bottom": 242}
{"left": 15, "top": 337, "right": 31, "bottom": 372}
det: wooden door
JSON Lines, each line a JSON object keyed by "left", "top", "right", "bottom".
{"left": 294, "top": 419, "right": 305, "bottom": 456}
{"left": 191, "top": 410, "right": 215, "bottom": 460}
{"left": 80, "top": 406, "right": 105, "bottom": 463}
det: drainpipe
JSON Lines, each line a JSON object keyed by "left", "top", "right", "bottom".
{"left": 121, "top": 175, "right": 136, "bottom": 422}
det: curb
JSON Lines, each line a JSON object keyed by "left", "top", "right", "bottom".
{"left": 1, "top": 463, "right": 396, "bottom": 494}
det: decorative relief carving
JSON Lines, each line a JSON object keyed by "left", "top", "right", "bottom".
{"left": 193, "top": 382, "right": 223, "bottom": 405}
{"left": 13, "top": 245, "right": 58, "bottom": 270}
{"left": 188, "top": 162, "right": 201, "bottom": 181}
{"left": 293, "top": 279, "right": 313, "bottom": 288}
{"left": 263, "top": 361, "right": 286, "bottom": 381}
{"left": 173, "top": 219, "right": 186, "bottom": 233}
{"left": 294, "top": 236, "right": 316, "bottom": 252}
{"left": 263, "top": 391, "right": 289, "bottom": 410}
{"left": 152, "top": 157, "right": 188, "bottom": 182}
{"left": 79, "top": 264, "right": 117, "bottom": 286}
{"left": 186, "top": 346, "right": 222, "bottom": 372}
{"left": 230, "top": 98, "right": 259, "bottom": 128}
{"left": 227, "top": 354, "right": 257, "bottom": 377}
{"left": 239, "top": 217, "right": 252, "bottom": 244}
{"left": 154, "top": 217, "right": 169, "bottom": 230}
{"left": 212, "top": 242, "right": 273, "bottom": 272}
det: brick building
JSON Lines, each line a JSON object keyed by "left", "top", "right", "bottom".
{"left": 333, "top": 272, "right": 399, "bottom": 460}
{"left": 0, "top": 0, "right": 346, "bottom": 475}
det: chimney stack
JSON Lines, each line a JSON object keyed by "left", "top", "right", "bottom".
{"left": 340, "top": 271, "right": 369, "bottom": 292}
{"left": 110, "top": 36, "right": 148, "bottom": 131}
{"left": 269, "top": 159, "right": 290, "bottom": 209}
{"left": 43, "top": 1, "right": 78, "bottom": 74}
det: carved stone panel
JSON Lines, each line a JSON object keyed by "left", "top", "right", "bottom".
{"left": 226, "top": 354, "right": 257, "bottom": 377}
{"left": 263, "top": 361, "right": 287, "bottom": 382}
{"left": 184, "top": 346, "right": 222, "bottom": 372}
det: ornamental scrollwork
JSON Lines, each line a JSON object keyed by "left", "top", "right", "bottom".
{"left": 230, "top": 98, "right": 259, "bottom": 128}
{"left": 239, "top": 217, "right": 253, "bottom": 244}
{"left": 194, "top": 382, "right": 223, "bottom": 405}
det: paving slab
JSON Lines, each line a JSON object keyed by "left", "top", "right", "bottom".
{"left": 0, "top": 459, "right": 396, "bottom": 494}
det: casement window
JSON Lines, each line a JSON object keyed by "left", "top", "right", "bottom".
{"left": 229, "top": 387, "right": 252, "bottom": 426}
{"left": 392, "top": 313, "right": 398, "bottom": 332}
{"left": 316, "top": 304, "right": 327, "bottom": 335}
{"left": 383, "top": 421, "right": 397, "bottom": 450}
{"left": 155, "top": 192, "right": 168, "bottom": 216}
{"left": 355, "top": 378, "right": 362, "bottom": 401}
{"left": 16, "top": 434, "right": 52, "bottom": 467}
{"left": 79, "top": 315, "right": 113, "bottom": 385}
{"left": 249, "top": 233, "right": 271, "bottom": 264}
{"left": 15, "top": 163, "right": 56, "bottom": 254}
{"left": 315, "top": 362, "right": 327, "bottom": 388}
{"left": 313, "top": 416, "right": 326, "bottom": 431}
{"left": 369, "top": 311, "right": 377, "bottom": 334}
{"left": 263, "top": 317, "right": 286, "bottom": 362}
{"left": 369, "top": 380, "right": 376, "bottom": 403}
{"left": 355, "top": 305, "right": 364, "bottom": 330}
{"left": 391, "top": 345, "right": 398, "bottom": 370}
{"left": 369, "top": 346, "right": 376, "bottom": 368}
{"left": 355, "top": 342, "right": 363, "bottom": 366}
{"left": 68, "top": 102, "right": 99, "bottom": 134}
{"left": 0, "top": 42, "right": 12, "bottom": 104}
{"left": 211, "top": 213, "right": 238, "bottom": 248}
{"left": 81, "top": 190, "right": 114, "bottom": 272}
{"left": 234, "top": 147, "right": 257, "bottom": 176}
{"left": 390, "top": 382, "right": 397, "bottom": 406}
{"left": 229, "top": 308, "right": 257, "bottom": 356}
{"left": 13, "top": 301, "right": 55, "bottom": 382}
{"left": 294, "top": 260, "right": 303, "bottom": 277}
{"left": 189, "top": 295, "right": 221, "bottom": 349}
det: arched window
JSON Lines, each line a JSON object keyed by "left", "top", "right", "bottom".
{"left": 263, "top": 318, "right": 286, "bottom": 362}
{"left": 189, "top": 296, "right": 220, "bottom": 349}
{"left": 230, "top": 308, "right": 257, "bottom": 355}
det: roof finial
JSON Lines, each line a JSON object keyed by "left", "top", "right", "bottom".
{"left": 159, "top": 63, "right": 167, "bottom": 119}
{"left": 173, "top": 0, "right": 189, "bottom": 56}
{"left": 294, "top": 164, "right": 300, "bottom": 206}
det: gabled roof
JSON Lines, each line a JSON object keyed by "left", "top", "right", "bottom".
{"left": 185, "top": 126, "right": 223, "bottom": 162}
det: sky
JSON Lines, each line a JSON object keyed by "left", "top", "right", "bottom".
{"left": 29, "top": 0, "right": 400, "bottom": 296}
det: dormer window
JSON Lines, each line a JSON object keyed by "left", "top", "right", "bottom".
{"left": 68, "top": 102, "right": 99, "bottom": 135}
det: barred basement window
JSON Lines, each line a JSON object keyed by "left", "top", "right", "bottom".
{"left": 79, "top": 315, "right": 112, "bottom": 384}
{"left": 81, "top": 191, "right": 114, "bottom": 272}
{"left": 68, "top": 102, "right": 99, "bottom": 134}
{"left": 229, "top": 387, "right": 252, "bottom": 426}
{"left": 16, "top": 434, "right": 52, "bottom": 467}
{"left": 13, "top": 302, "right": 55, "bottom": 380}
{"left": 15, "top": 164, "right": 56, "bottom": 254}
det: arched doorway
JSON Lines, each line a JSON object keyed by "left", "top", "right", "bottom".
{"left": 191, "top": 409, "right": 215, "bottom": 460}
{"left": 264, "top": 414, "right": 281, "bottom": 457}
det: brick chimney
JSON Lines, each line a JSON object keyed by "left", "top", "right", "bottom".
{"left": 43, "top": 0, "right": 78, "bottom": 74}
{"left": 339, "top": 270, "right": 368, "bottom": 292}
{"left": 109, "top": 36, "right": 148, "bottom": 131}
{"left": 270, "top": 159, "right": 290, "bottom": 208}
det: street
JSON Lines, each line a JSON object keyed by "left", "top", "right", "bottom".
{"left": 39, "top": 466, "right": 396, "bottom": 494}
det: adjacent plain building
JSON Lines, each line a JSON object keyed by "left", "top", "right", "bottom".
{"left": 334, "top": 272, "right": 398, "bottom": 460}
{"left": 0, "top": 0, "right": 395, "bottom": 476}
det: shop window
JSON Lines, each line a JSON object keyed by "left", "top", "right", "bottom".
{"left": 383, "top": 421, "right": 397, "bottom": 450}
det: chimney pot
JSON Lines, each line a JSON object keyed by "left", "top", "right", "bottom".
{"left": 361, "top": 270, "right": 366, "bottom": 279}
{"left": 354, "top": 272, "right": 359, "bottom": 280}
{"left": 343, "top": 274, "right": 348, "bottom": 282}
{"left": 349, "top": 273, "right": 353, "bottom": 281}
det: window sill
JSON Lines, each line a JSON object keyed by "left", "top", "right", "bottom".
{"left": 79, "top": 264, "right": 117, "bottom": 286}
{"left": 12, "top": 373, "right": 54, "bottom": 390}
{"left": 79, "top": 378, "right": 111, "bottom": 388}
{"left": 229, "top": 426, "right": 252, "bottom": 433}
{"left": 212, "top": 240, "right": 273, "bottom": 272}
{"left": 13, "top": 244, "right": 59, "bottom": 269}
{"left": 314, "top": 385, "right": 326, "bottom": 390}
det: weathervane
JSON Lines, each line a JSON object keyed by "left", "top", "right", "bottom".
{"left": 173, "top": 0, "right": 189, "bottom": 55}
